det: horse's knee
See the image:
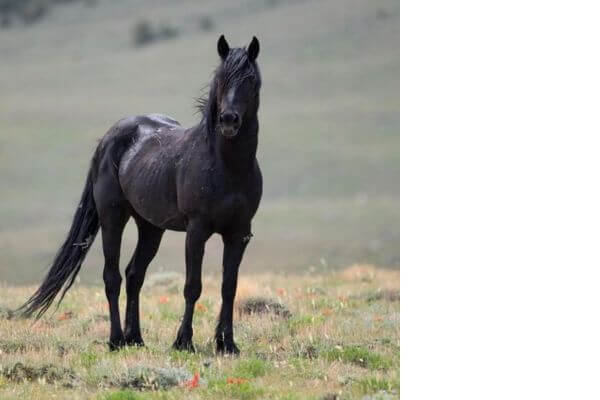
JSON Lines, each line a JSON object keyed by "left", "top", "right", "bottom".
{"left": 103, "top": 268, "right": 122, "bottom": 296}
{"left": 183, "top": 282, "right": 202, "bottom": 303}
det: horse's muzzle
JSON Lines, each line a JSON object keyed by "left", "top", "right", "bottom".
{"left": 219, "top": 111, "right": 241, "bottom": 138}
{"left": 220, "top": 126, "right": 239, "bottom": 138}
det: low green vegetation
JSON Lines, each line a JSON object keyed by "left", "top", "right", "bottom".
{"left": 234, "top": 358, "right": 271, "bottom": 379}
{"left": 323, "top": 345, "right": 393, "bottom": 371}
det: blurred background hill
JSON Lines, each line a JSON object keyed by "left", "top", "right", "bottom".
{"left": 0, "top": 0, "right": 399, "bottom": 284}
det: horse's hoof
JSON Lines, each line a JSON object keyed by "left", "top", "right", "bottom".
{"left": 108, "top": 337, "right": 126, "bottom": 351}
{"left": 172, "top": 338, "right": 195, "bottom": 353}
{"left": 124, "top": 336, "right": 145, "bottom": 347}
{"left": 216, "top": 340, "right": 240, "bottom": 356}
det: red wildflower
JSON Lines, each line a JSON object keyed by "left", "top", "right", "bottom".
{"left": 183, "top": 372, "right": 201, "bottom": 389}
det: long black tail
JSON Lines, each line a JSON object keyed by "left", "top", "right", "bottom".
{"left": 16, "top": 167, "right": 99, "bottom": 319}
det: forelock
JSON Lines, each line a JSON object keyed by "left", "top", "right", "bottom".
{"left": 220, "top": 48, "right": 257, "bottom": 88}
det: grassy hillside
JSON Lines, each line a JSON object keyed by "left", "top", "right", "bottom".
{"left": 0, "top": 266, "right": 399, "bottom": 399}
{"left": 0, "top": 0, "right": 399, "bottom": 284}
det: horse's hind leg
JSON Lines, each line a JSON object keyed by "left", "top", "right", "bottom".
{"left": 95, "top": 160, "right": 130, "bottom": 350}
{"left": 123, "top": 218, "right": 164, "bottom": 346}
{"left": 99, "top": 207, "right": 129, "bottom": 350}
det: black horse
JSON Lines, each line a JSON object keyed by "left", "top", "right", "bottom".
{"left": 16, "top": 35, "right": 262, "bottom": 355}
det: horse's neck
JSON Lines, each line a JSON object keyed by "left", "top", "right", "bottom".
{"left": 216, "top": 117, "right": 258, "bottom": 173}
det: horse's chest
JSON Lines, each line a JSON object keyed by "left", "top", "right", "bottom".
{"left": 211, "top": 192, "right": 249, "bottom": 228}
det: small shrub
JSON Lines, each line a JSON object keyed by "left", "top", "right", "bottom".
{"left": 290, "top": 340, "right": 320, "bottom": 359}
{"left": 1, "top": 362, "right": 79, "bottom": 386}
{"left": 20, "top": 1, "right": 47, "bottom": 25}
{"left": 157, "top": 24, "right": 178, "bottom": 40}
{"left": 133, "top": 20, "right": 155, "bottom": 47}
{"left": 239, "top": 297, "right": 290, "bottom": 318}
{"left": 118, "top": 365, "right": 194, "bottom": 390}
{"left": 0, "top": 339, "right": 28, "bottom": 353}
{"left": 301, "top": 344, "right": 319, "bottom": 359}
{"left": 198, "top": 15, "right": 214, "bottom": 32}
{"left": 133, "top": 20, "right": 179, "bottom": 47}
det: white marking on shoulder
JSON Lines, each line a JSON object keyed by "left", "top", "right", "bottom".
{"left": 147, "top": 114, "right": 181, "bottom": 126}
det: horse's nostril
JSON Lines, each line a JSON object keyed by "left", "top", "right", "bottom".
{"left": 220, "top": 112, "right": 240, "bottom": 126}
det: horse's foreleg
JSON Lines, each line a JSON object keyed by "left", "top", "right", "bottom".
{"left": 173, "top": 221, "right": 209, "bottom": 352}
{"left": 216, "top": 230, "right": 250, "bottom": 355}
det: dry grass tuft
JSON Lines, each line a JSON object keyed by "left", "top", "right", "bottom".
{"left": 238, "top": 297, "right": 291, "bottom": 318}
{"left": 1, "top": 362, "right": 79, "bottom": 387}
{"left": 117, "top": 365, "right": 194, "bottom": 390}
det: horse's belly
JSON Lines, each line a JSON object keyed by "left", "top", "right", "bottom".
{"left": 119, "top": 148, "right": 185, "bottom": 230}
{"left": 129, "top": 195, "right": 186, "bottom": 231}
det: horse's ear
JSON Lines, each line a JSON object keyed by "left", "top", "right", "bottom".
{"left": 217, "top": 35, "right": 229, "bottom": 60}
{"left": 248, "top": 36, "right": 259, "bottom": 62}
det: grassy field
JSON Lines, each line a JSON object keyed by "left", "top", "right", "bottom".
{"left": 0, "top": 0, "right": 399, "bottom": 284}
{"left": 0, "top": 265, "right": 399, "bottom": 399}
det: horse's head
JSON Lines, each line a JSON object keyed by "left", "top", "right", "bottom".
{"left": 214, "top": 35, "right": 261, "bottom": 138}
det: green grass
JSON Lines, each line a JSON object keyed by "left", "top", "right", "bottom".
{"left": 355, "top": 377, "right": 399, "bottom": 394}
{"left": 207, "top": 378, "right": 265, "bottom": 400}
{"left": 234, "top": 358, "right": 271, "bottom": 379}
{"left": 103, "top": 391, "right": 144, "bottom": 400}
{"left": 80, "top": 350, "right": 99, "bottom": 369}
{"left": 323, "top": 345, "right": 393, "bottom": 371}
{"left": 0, "top": 267, "right": 398, "bottom": 399}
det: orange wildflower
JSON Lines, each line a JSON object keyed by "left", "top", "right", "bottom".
{"left": 183, "top": 372, "right": 201, "bottom": 389}
{"left": 322, "top": 308, "right": 334, "bottom": 316}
